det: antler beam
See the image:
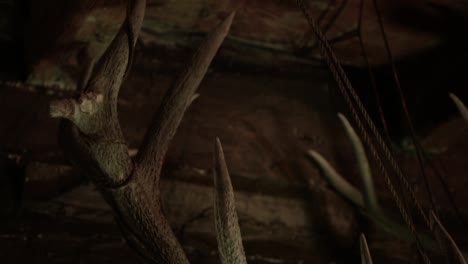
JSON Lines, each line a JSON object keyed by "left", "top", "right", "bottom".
{"left": 49, "top": 0, "right": 236, "bottom": 261}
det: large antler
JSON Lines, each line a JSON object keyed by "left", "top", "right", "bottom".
{"left": 49, "top": 0, "right": 236, "bottom": 262}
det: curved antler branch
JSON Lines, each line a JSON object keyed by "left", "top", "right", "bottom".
{"left": 136, "top": 12, "right": 235, "bottom": 194}
{"left": 337, "top": 113, "right": 378, "bottom": 212}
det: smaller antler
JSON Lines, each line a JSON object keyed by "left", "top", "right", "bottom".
{"left": 307, "top": 113, "right": 467, "bottom": 261}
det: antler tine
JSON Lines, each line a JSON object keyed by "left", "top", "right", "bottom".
{"left": 213, "top": 138, "right": 247, "bottom": 264}
{"left": 136, "top": 12, "right": 235, "bottom": 192}
{"left": 84, "top": 0, "right": 146, "bottom": 98}
{"left": 449, "top": 93, "right": 468, "bottom": 124}
{"left": 430, "top": 211, "right": 467, "bottom": 264}
{"left": 126, "top": 0, "right": 146, "bottom": 44}
{"left": 360, "top": 233, "right": 374, "bottom": 264}
{"left": 337, "top": 113, "right": 379, "bottom": 213}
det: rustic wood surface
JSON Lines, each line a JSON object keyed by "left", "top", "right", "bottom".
{"left": 20, "top": 0, "right": 468, "bottom": 90}
{"left": 1, "top": 0, "right": 468, "bottom": 263}
{"left": 2, "top": 58, "right": 468, "bottom": 262}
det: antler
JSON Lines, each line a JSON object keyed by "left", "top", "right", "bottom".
{"left": 307, "top": 113, "right": 467, "bottom": 261}
{"left": 213, "top": 138, "right": 247, "bottom": 264}
{"left": 449, "top": 93, "right": 468, "bottom": 124}
{"left": 360, "top": 233, "right": 374, "bottom": 264}
{"left": 49, "top": 0, "right": 236, "bottom": 261}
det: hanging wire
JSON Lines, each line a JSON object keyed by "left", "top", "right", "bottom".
{"left": 356, "top": 0, "right": 390, "bottom": 141}
{"left": 369, "top": 0, "right": 438, "bottom": 219}
{"left": 370, "top": 0, "right": 466, "bottom": 229}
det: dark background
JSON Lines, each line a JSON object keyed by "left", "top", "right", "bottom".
{"left": 1, "top": 0, "right": 468, "bottom": 263}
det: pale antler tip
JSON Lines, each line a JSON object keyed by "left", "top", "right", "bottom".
{"left": 190, "top": 93, "right": 200, "bottom": 104}
{"left": 215, "top": 11, "right": 236, "bottom": 38}
{"left": 360, "top": 233, "right": 373, "bottom": 264}
{"left": 213, "top": 137, "right": 225, "bottom": 176}
{"left": 306, "top": 149, "right": 319, "bottom": 158}
{"left": 359, "top": 233, "right": 367, "bottom": 246}
{"left": 224, "top": 11, "right": 236, "bottom": 26}
{"left": 214, "top": 137, "right": 223, "bottom": 151}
